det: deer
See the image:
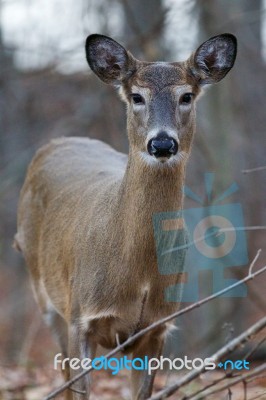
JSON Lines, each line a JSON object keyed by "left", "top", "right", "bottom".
{"left": 15, "top": 33, "right": 237, "bottom": 399}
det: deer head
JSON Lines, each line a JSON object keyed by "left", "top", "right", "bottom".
{"left": 85, "top": 33, "right": 237, "bottom": 168}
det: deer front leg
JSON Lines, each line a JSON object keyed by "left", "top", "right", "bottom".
{"left": 68, "top": 325, "right": 97, "bottom": 400}
{"left": 131, "top": 327, "right": 165, "bottom": 400}
{"left": 45, "top": 309, "right": 72, "bottom": 400}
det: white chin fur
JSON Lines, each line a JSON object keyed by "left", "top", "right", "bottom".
{"left": 139, "top": 151, "right": 188, "bottom": 167}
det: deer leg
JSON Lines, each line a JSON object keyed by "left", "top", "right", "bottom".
{"left": 53, "top": 314, "right": 72, "bottom": 400}
{"left": 68, "top": 325, "right": 97, "bottom": 400}
{"left": 131, "top": 327, "right": 165, "bottom": 400}
{"left": 34, "top": 279, "right": 71, "bottom": 400}
{"left": 43, "top": 307, "right": 72, "bottom": 400}
{"left": 45, "top": 309, "right": 68, "bottom": 357}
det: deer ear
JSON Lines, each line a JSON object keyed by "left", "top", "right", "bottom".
{"left": 191, "top": 33, "right": 237, "bottom": 85}
{"left": 85, "top": 34, "right": 136, "bottom": 85}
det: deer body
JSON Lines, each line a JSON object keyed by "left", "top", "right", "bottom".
{"left": 18, "top": 137, "right": 184, "bottom": 334}
{"left": 15, "top": 34, "right": 237, "bottom": 399}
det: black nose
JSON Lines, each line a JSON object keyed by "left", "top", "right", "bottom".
{"left": 147, "top": 132, "right": 178, "bottom": 158}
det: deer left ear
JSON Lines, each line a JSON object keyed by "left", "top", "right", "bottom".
{"left": 191, "top": 33, "right": 237, "bottom": 85}
{"left": 85, "top": 34, "right": 136, "bottom": 86}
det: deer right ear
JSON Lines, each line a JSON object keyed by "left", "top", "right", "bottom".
{"left": 85, "top": 34, "right": 136, "bottom": 85}
{"left": 190, "top": 33, "right": 237, "bottom": 85}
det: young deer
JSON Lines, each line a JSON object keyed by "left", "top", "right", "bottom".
{"left": 15, "top": 33, "right": 237, "bottom": 399}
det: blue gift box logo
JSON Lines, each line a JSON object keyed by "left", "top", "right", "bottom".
{"left": 153, "top": 173, "right": 249, "bottom": 302}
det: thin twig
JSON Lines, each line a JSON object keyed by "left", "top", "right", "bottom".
{"left": 182, "top": 371, "right": 235, "bottom": 400}
{"left": 243, "top": 380, "right": 247, "bottom": 400}
{"left": 243, "top": 334, "right": 266, "bottom": 361}
{"left": 246, "top": 373, "right": 266, "bottom": 384}
{"left": 149, "top": 321, "right": 266, "bottom": 399}
{"left": 186, "top": 364, "right": 266, "bottom": 400}
{"left": 164, "top": 352, "right": 175, "bottom": 388}
{"left": 115, "top": 333, "right": 120, "bottom": 347}
{"left": 163, "top": 226, "right": 266, "bottom": 255}
{"left": 188, "top": 319, "right": 266, "bottom": 400}
{"left": 248, "top": 391, "right": 266, "bottom": 400}
{"left": 132, "top": 289, "right": 148, "bottom": 335}
{"left": 249, "top": 249, "right": 261, "bottom": 275}
{"left": 216, "top": 226, "right": 266, "bottom": 235}
{"left": 44, "top": 262, "right": 266, "bottom": 400}
{"left": 69, "top": 387, "right": 86, "bottom": 395}
{"left": 222, "top": 322, "right": 235, "bottom": 344}
{"left": 242, "top": 166, "right": 266, "bottom": 174}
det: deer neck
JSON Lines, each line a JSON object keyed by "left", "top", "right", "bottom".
{"left": 117, "top": 150, "right": 186, "bottom": 250}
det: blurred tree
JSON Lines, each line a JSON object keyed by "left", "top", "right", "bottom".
{"left": 181, "top": 0, "right": 266, "bottom": 355}
{"left": 0, "top": 18, "right": 28, "bottom": 361}
{"left": 120, "top": 0, "right": 167, "bottom": 59}
{"left": 196, "top": 0, "right": 265, "bottom": 217}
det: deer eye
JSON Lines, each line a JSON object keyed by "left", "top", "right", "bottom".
{"left": 131, "top": 93, "right": 145, "bottom": 105}
{"left": 180, "top": 93, "right": 194, "bottom": 105}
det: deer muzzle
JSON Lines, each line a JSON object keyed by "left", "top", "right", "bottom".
{"left": 147, "top": 132, "right": 178, "bottom": 159}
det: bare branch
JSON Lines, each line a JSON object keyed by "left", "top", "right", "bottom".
{"left": 185, "top": 318, "right": 266, "bottom": 400}
{"left": 132, "top": 289, "right": 148, "bottom": 335}
{"left": 185, "top": 364, "right": 266, "bottom": 400}
{"left": 44, "top": 262, "right": 266, "bottom": 400}
{"left": 70, "top": 386, "right": 86, "bottom": 395}
{"left": 243, "top": 334, "right": 266, "bottom": 361}
{"left": 249, "top": 249, "right": 262, "bottom": 275}
{"left": 243, "top": 380, "right": 247, "bottom": 400}
{"left": 163, "top": 227, "right": 266, "bottom": 255}
{"left": 149, "top": 320, "right": 266, "bottom": 399}
{"left": 242, "top": 166, "right": 266, "bottom": 174}
{"left": 246, "top": 374, "right": 266, "bottom": 384}
{"left": 248, "top": 389, "right": 266, "bottom": 400}
{"left": 115, "top": 333, "right": 120, "bottom": 347}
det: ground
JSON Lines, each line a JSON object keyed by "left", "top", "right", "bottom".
{"left": 0, "top": 363, "right": 265, "bottom": 400}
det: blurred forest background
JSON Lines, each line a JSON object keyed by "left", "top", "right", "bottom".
{"left": 0, "top": 0, "right": 265, "bottom": 398}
